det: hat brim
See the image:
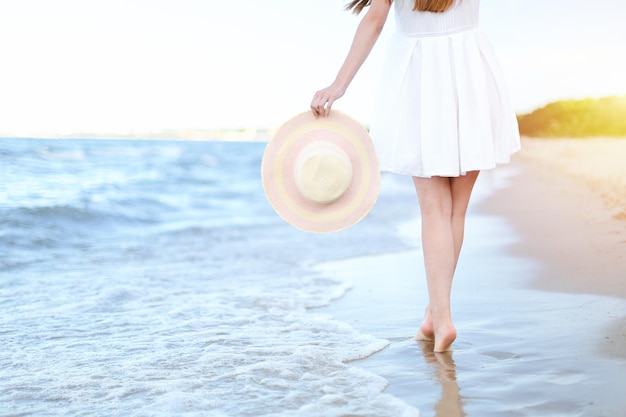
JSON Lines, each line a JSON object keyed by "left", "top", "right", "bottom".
{"left": 262, "top": 110, "right": 380, "bottom": 233}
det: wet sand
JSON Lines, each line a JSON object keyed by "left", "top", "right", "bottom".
{"left": 316, "top": 138, "right": 626, "bottom": 416}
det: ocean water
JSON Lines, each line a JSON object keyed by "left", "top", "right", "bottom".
{"left": 0, "top": 138, "right": 421, "bottom": 416}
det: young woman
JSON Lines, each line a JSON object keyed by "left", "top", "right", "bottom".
{"left": 311, "top": 0, "right": 520, "bottom": 352}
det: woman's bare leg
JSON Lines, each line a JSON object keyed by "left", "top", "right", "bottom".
{"left": 412, "top": 171, "right": 479, "bottom": 352}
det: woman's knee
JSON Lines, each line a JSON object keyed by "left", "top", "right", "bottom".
{"left": 449, "top": 171, "right": 479, "bottom": 217}
{"left": 421, "top": 199, "right": 453, "bottom": 220}
{"left": 413, "top": 176, "right": 454, "bottom": 218}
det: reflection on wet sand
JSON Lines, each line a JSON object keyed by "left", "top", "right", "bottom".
{"left": 419, "top": 341, "right": 466, "bottom": 417}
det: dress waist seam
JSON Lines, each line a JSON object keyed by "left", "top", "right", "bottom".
{"left": 395, "top": 24, "right": 478, "bottom": 38}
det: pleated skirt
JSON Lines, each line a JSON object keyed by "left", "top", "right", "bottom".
{"left": 369, "top": 28, "right": 521, "bottom": 178}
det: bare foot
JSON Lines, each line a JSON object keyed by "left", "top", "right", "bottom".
{"left": 414, "top": 308, "right": 435, "bottom": 342}
{"left": 433, "top": 322, "right": 456, "bottom": 353}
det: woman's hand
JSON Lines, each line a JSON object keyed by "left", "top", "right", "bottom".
{"left": 310, "top": 83, "right": 346, "bottom": 118}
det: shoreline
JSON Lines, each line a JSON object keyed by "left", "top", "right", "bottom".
{"left": 478, "top": 138, "right": 626, "bottom": 300}
{"left": 315, "top": 138, "right": 626, "bottom": 416}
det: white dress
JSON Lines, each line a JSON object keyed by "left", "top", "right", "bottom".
{"left": 370, "top": 0, "right": 521, "bottom": 178}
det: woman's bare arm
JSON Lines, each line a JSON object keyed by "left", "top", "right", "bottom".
{"left": 310, "top": 0, "right": 392, "bottom": 118}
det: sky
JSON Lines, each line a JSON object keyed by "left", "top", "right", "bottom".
{"left": 1, "top": 0, "right": 625, "bottom": 137}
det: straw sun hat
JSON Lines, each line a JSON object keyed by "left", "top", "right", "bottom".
{"left": 261, "top": 110, "right": 380, "bottom": 233}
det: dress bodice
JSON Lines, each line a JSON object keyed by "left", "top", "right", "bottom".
{"left": 394, "top": 0, "right": 480, "bottom": 37}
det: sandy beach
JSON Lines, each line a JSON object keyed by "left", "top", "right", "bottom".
{"left": 489, "top": 138, "right": 626, "bottom": 301}
{"left": 316, "top": 138, "right": 626, "bottom": 416}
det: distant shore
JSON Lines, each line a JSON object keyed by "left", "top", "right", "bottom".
{"left": 0, "top": 128, "right": 274, "bottom": 142}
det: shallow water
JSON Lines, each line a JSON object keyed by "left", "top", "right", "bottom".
{"left": 315, "top": 166, "right": 626, "bottom": 417}
{"left": 0, "top": 138, "right": 421, "bottom": 416}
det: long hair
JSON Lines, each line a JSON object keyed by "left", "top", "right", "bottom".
{"left": 345, "top": 0, "right": 455, "bottom": 14}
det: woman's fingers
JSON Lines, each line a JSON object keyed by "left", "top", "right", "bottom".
{"left": 310, "top": 93, "right": 321, "bottom": 117}
{"left": 310, "top": 92, "right": 332, "bottom": 118}
{"left": 311, "top": 85, "right": 344, "bottom": 117}
{"left": 323, "top": 98, "right": 334, "bottom": 117}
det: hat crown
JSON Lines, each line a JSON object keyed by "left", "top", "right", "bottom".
{"left": 295, "top": 143, "right": 353, "bottom": 205}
